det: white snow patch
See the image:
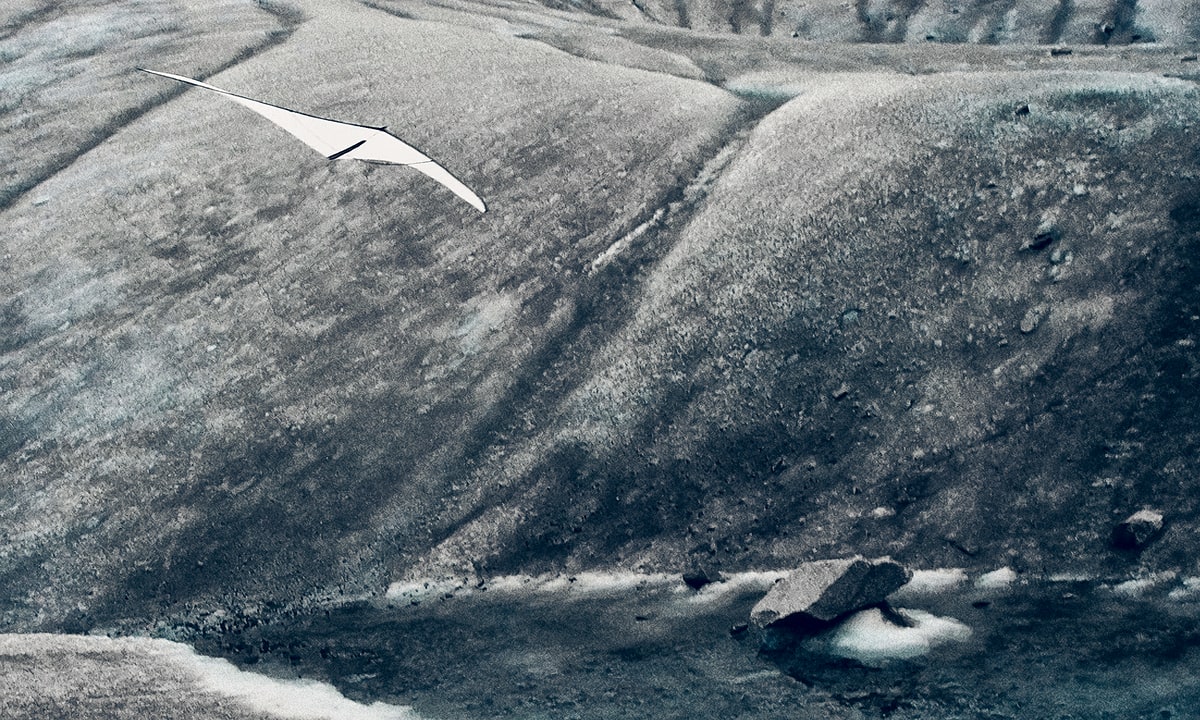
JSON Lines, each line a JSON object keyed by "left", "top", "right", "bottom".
{"left": 187, "top": 650, "right": 416, "bottom": 719}
{"left": 975, "top": 567, "right": 1019, "bottom": 591}
{"left": 824, "top": 608, "right": 972, "bottom": 665}
{"left": 390, "top": 571, "right": 683, "bottom": 601}
{"left": 531, "top": 571, "right": 679, "bottom": 596}
{"left": 683, "top": 570, "right": 791, "bottom": 604}
{"left": 385, "top": 578, "right": 472, "bottom": 602}
{"left": 1107, "top": 571, "right": 1177, "bottom": 597}
{"left": 1169, "top": 577, "right": 1200, "bottom": 602}
{"left": 0, "top": 634, "right": 416, "bottom": 720}
{"left": 477, "top": 574, "right": 547, "bottom": 594}
{"left": 890, "top": 568, "right": 967, "bottom": 600}
{"left": 390, "top": 569, "right": 800, "bottom": 605}
{"left": 1047, "top": 572, "right": 1093, "bottom": 583}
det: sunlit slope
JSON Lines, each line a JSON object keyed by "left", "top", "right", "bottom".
{"left": 413, "top": 71, "right": 1200, "bottom": 581}
{"left": 0, "top": 0, "right": 290, "bottom": 209}
{"left": 0, "top": 1, "right": 741, "bottom": 628}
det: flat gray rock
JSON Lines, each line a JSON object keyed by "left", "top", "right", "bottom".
{"left": 751, "top": 557, "right": 911, "bottom": 628}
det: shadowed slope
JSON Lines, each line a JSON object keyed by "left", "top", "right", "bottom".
{"left": 409, "top": 70, "right": 1200, "bottom": 584}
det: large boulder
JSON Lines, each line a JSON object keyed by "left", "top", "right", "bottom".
{"left": 751, "top": 557, "right": 911, "bottom": 628}
{"left": 1112, "top": 510, "right": 1165, "bottom": 550}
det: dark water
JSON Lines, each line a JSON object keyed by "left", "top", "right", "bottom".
{"left": 186, "top": 575, "right": 1200, "bottom": 719}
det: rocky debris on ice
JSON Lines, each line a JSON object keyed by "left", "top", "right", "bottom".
{"left": 750, "top": 556, "right": 911, "bottom": 629}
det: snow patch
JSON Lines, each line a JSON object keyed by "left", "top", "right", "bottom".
{"left": 890, "top": 568, "right": 967, "bottom": 600}
{"left": 389, "top": 571, "right": 683, "bottom": 601}
{"left": 1169, "top": 577, "right": 1200, "bottom": 602}
{"left": 388, "top": 569, "right": 801, "bottom": 605}
{"left": 975, "top": 567, "right": 1018, "bottom": 591}
{"left": 1107, "top": 571, "right": 1177, "bottom": 597}
{"left": 683, "top": 570, "right": 791, "bottom": 604}
{"left": 823, "top": 608, "right": 972, "bottom": 665}
{"left": 1047, "top": 572, "right": 1093, "bottom": 583}
{"left": 186, "top": 650, "right": 415, "bottom": 719}
{"left": 386, "top": 578, "right": 472, "bottom": 602}
{"left": 530, "top": 571, "right": 679, "bottom": 596}
{"left": 0, "top": 634, "right": 416, "bottom": 720}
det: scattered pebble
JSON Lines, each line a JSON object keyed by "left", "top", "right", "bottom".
{"left": 1020, "top": 305, "right": 1047, "bottom": 334}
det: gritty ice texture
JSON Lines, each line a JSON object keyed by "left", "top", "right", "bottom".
{"left": 825, "top": 609, "right": 973, "bottom": 664}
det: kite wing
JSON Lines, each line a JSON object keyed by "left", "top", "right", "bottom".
{"left": 140, "top": 68, "right": 486, "bottom": 213}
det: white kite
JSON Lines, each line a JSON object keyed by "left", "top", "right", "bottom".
{"left": 140, "top": 68, "right": 486, "bottom": 213}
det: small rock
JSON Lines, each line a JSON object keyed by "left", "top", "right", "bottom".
{"left": 682, "top": 565, "right": 720, "bottom": 590}
{"left": 1023, "top": 222, "right": 1060, "bottom": 251}
{"left": 832, "top": 383, "right": 850, "bottom": 400}
{"left": 1014, "top": 103, "right": 1030, "bottom": 117}
{"left": 1020, "top": 304, "right": 1047, "bottom": 334}
{"left": 750, "top": 556, "right": 911, "bottom": 629}
{"left": 1112, "top": 509, "right": 1165, "bottom": 550}
{"left": 729, "top": 623, "right": 749, "bottom": 636}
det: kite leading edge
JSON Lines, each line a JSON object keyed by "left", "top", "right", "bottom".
{"left": 140, "top": 68, "right": 487, "bottom": 213}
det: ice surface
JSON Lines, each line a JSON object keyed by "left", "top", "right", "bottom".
{"left": 823, "top": 608, "right": 972, "bottom": 664}
{"left": 187, "top": 650, "right": 415, "bottom": 720}
{"left": 0, "top": 633, "right": 417, "bottom": 720}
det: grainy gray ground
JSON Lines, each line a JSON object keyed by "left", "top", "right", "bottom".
{"left": 2, "top": 0, "right": 1200, "bottom": 716}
